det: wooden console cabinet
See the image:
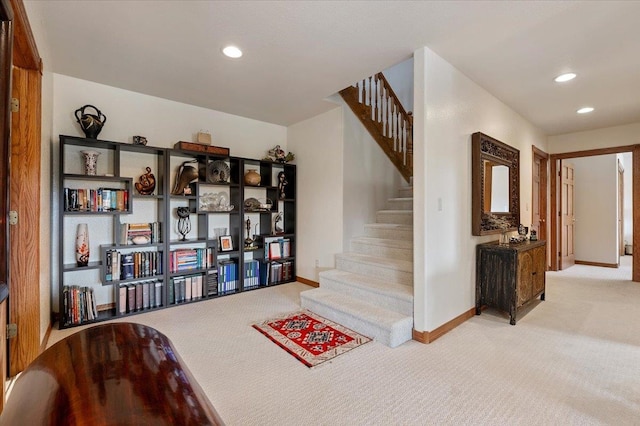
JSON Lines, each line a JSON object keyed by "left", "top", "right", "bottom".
{"left": 476, "top": 240, "right": 546, "bottom": 325}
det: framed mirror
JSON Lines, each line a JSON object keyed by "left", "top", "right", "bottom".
{"left": 471, "top": 132, "right": 520, "bottom": 235}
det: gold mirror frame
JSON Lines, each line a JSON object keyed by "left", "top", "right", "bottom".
{"left": 472, "top": 132, "right": 520, "bottom": 235}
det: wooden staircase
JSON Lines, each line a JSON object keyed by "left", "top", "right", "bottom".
{"left": 339, "top": 72, "right": 413, "bottom": 182}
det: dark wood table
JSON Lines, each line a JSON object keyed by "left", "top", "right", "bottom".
{"left": 0, "top": 322, "right": 224, "bottom": 425}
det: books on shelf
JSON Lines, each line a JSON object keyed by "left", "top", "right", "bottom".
{"left": 169, "top": 247, "right": 215, "bottom": 273}
{"left": 64, "top": 187, "right": 129, "bottom": 212}
{"left": 169, "top": 274, "right": 204, "bottom": 304}
{"left": 243, "top": 259, "right": 260, "bottom": 290}
{"left": 120, "top": 222, "right": 161, "bottom": 245}
{"left": 118, "top": 280, "right": 163, "bottom": 314}
{"left": 63, "top": 285, "right": 98, "bottom": 325}
{"left": 266, "top": 260, "right": 294, "bottom": 285}
{"left": 206, "top": 269, "right": 218, "bottom": 296}
{"left": 265, "top": 238, "right": 291, "bottom": 260}
{"left": 218, "top": 260, "right": 238, "bottom": 294}
{"left": 105, "top": 250, "right": 163, "bottom": 282}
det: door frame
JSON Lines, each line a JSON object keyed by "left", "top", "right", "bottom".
{"left": 550, "top": 144, "right": 640, "bottom": 282}
{"left": 532, "top": 146, "right": 549, "bottom": 267}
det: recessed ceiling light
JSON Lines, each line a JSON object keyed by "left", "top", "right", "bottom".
{"left": 577, "top": 107, "right": 594, "bottom": 114}
{"left": 222, "top": 46, "right": 243, "bottom": 58}
{"left": 555, "top": 73, "right": 576, "bottom": 83}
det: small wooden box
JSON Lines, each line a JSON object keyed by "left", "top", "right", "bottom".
{"left": 174, "top": 141, "right": 230, "bottom": 156}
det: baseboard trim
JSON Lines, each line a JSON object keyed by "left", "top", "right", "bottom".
{"left": 412, "top": 307, "right": 477, "bottom": 344}
{"left": 296, "top": 276, "right": 319, "bottom": 287}
{"left": 575, "top": 260, "right": 619, "bottom": 268}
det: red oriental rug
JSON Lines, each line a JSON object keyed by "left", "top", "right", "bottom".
{"left": 252, "top": 310, "right": 371, "bottom": 367}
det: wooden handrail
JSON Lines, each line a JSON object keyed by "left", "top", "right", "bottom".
{"left": 340, "top": 72, "right": 413, "bottom": 182}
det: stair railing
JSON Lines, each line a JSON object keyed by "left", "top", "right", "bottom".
{"left": 340, "top": 72, "right": 413, "bottom": 182}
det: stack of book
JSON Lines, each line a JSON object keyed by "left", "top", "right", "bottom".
{"left": 206, "top": 269, "right": 218, "bottom": 296}
{"left": 62, "top": 285, "right": 98, "bottom": 325}
{"left": 118, "top": 280, "right": 163, "bottom": 313}
{"left": 121, "top": 222, "right": 160, "bottom": 245}
{"left": 64, "top": 187, "right": 129, "bottom": 212}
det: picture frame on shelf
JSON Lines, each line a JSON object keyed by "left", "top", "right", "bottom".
{"left": 220, "top": 235, "right": 234, "bottom": 252}
{"left": 269, "top": 241, "right": 282, "bottom": 260}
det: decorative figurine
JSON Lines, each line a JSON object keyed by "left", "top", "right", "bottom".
{"left": 74, "top": 105, "right": 106, "bottom": 139}
{"left": 135, "top": 167, "right": 156, "bottom": 195}
{"left": 263, "top": 145, "right": 294, "bottom": 163}
{"left": 176, "top": 207, "right": 191, "bottom": 241}
{"left": 172, "top": 159, "right": 199, "bottom": 195}
{"left": 244, "top": 218, "right": 255, "bottom": 249}
{"left": 277, "top": 171, "right": 287, "bottom": 200}
{"left": 133, "top": 135, "right": 148, "bottom": 145}
{"left": 273, "top": 212, "right": 284, "bottom": 235}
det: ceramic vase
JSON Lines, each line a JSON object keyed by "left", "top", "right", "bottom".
{"left": 244, "top": 169, "right": 261, "bottom": 186}
{"left": 76, "top": 223, "right": 90, "bottom": 266}
{"left": 81, "top": 150, "right": 101, "bottom": 175}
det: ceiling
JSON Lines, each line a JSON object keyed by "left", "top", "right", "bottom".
{"left": 24, "top": 1, "right": 640, "bottom": 136}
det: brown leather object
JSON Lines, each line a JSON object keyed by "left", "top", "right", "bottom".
{"left": 1, "top": 322, "right": 224, "bottom": 425}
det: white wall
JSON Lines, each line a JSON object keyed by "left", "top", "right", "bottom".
{"left": 287, "top": 96, "right": 400, "bottom": 282}
{"left": 548, "top": 122, "right": 639, "bottom": 261}
{"left": 548, "top": 122, "right": 640, "bottom": 153}
{"left": 50, "top": 74, "right": 287, "bottom": 311}
{"left": 287, "top": 107, "right": 344, "bottom": 280}
{"left": 382, "top": 57, "right": 414, "bottom": 113}
{"left": 413, "top": 47, "right": 548, "bottom": 332}
{"left": 572, "top": 155, "right": 619, "bottom": 265}
{"left": 341, "top": 96, "right": 403, "bottom": 251}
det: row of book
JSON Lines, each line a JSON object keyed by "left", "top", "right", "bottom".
{"left": 266, "top": 238, "right": 291, "bottom": 260}
{"left": 267, "top": 260, "right": 294, "bottom": 284}
{"left": 64, "top": 187, "right": 129, "bottom": 212}
{"left": 169, "top": 274, "right": 211, "bottom": 304}
{"left": 63, "top": 285, "right": 98, "bottom": 325}
{"left": 169, "top": 248, "right": 215, "bottom": 273}
{"left": 118, "top": 280, "right": 163, "bottom": 313}
{"left": 105, "top": 250, "right": 163, "bottom": 282}
{"left": 218, "top": 260, "right": 239, "bottom": 294}
{"left": 243, "top": 259, "right": 261, "bottom": 289}
{"left": 120, "top": 222, "right": 161, "bottom": 245}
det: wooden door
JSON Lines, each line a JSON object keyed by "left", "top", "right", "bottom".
{"left": 532, "top": 147, "right": 548, "bottom": 261}
{"left": 618, "top": 163, "right": 624, "bottom": 256}
{"left": 560, "top": 161, "right": 575, "bottom": 269}
{"left": 0, "top": 0, "right": 13, "bottom": 413}
{"left": 6, "top": 0, "right": 43, "bottom": 376}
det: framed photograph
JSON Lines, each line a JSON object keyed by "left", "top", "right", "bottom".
{"left": 269, "top": 241, "right": 282, "bottom": 260}
{"left": 220, "top": 235, "right": 234, "bottom": 252}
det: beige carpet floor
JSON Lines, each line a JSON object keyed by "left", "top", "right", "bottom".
{"left": 45, "top": 257, "right": 640, "bottom": 425}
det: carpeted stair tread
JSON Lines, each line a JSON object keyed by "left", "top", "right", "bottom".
{"left": 387, "top": 197, "right": 413, "bottom": 209}
{"left": 300, "top": 288, "right": 413, "bottom": 347}
{"left": 336, "top": 252, "right": 413, "bottom": 272}
{"left": 320, "top": 269, "right": 413, "bottom": 300}
{"left": 364, "top": 223, "right": 412, "bottom": 231}
{"left": 351, "top": 236, "right": 413, "bottom": 250}
{"left": 377, "top": 209, "right": 413, "bottom": 215}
